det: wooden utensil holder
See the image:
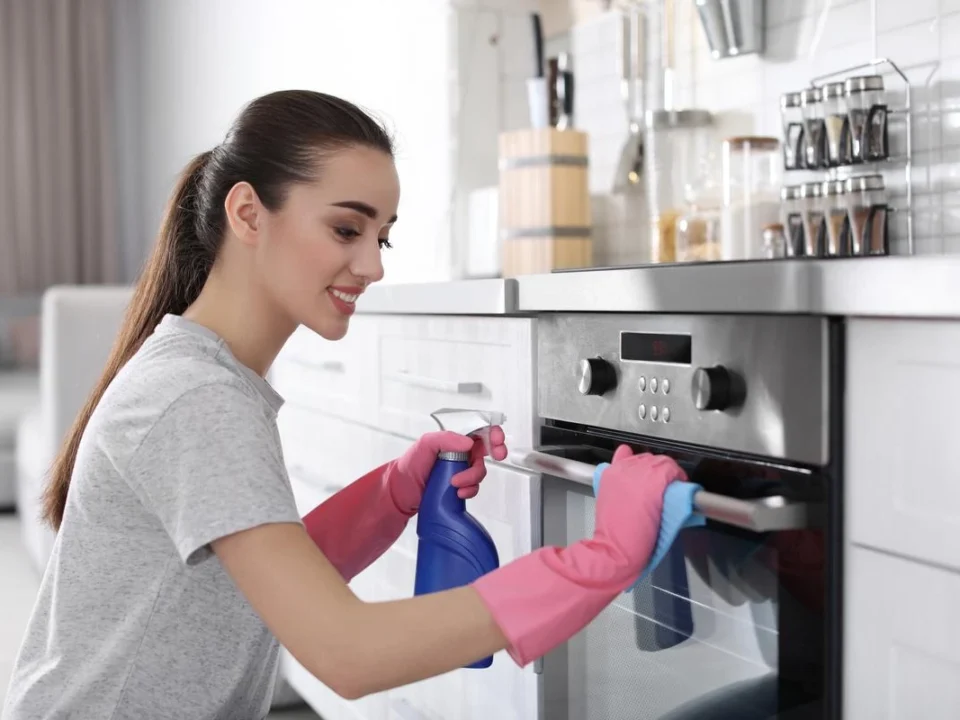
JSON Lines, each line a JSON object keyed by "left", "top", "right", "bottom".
{"left": 498, "top": 128, "right": 592, "bottom": 277}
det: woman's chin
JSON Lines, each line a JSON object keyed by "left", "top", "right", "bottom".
{"left": 307, "top": 315, "right": 350, "bottom": 341}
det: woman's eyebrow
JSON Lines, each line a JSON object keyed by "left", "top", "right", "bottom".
{"left": 331, "top": 200, "right": 398, "bottom": 223}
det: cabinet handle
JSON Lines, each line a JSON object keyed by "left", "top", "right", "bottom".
{"left": 287, "top": 463, "right": 345, "bottom": 494}
{"left": 390, "top": 371, "right": 483, "bottom": 395}
{"left": 502, "top": 449, "right": 823, "bottom": 533}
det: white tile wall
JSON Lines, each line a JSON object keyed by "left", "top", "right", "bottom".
{"left": 564, "top": 0, "right": 960, "bottom": 263}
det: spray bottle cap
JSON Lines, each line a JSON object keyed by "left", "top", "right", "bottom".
{"left": 430, "top": 408, "right": 507, "bottom": 461}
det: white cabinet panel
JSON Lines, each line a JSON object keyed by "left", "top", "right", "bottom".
{"left": 846, "top": 319, "right": 960, "bottom": 571}
{"left": 374, "top": 316, "right": 536, "bottom": 449}
{"left": 272, "top": 317, "right": 378, "bottom": 425}
{"left": 845, "top": 545, "right": 960, "bottom": 719}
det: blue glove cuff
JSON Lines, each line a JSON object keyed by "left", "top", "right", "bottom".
{"left": 592, "top": 463, "right": 705, "bottom": 593}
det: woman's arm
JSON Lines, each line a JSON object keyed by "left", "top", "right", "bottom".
{"left": 213, "top": 522, "right": 507, "bottom": 699}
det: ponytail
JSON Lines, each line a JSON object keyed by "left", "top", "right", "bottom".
{"left": 42, "top": 151, "right": 213, "bottom": 530}
{"left": 42, "top": 89, "right": 395, "bottom": 530}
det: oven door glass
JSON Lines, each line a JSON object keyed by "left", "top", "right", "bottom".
{"left": 539, "top": 434, "right": 828, "bottom": 720}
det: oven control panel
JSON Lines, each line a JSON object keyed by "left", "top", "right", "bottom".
{"left": 539, "top": 314, "right": 830, "bottom": 465}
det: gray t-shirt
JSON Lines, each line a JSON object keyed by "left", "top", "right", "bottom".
{"left": 3, "top": 315, "right": 304, "bottom": 720}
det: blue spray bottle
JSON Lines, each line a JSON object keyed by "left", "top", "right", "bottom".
{"left": 413, "top": 408, "right": 504, "bottom": 669}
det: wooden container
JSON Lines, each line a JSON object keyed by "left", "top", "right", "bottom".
{"left": 498, "top": 128, "right": 592, "bottom": 277}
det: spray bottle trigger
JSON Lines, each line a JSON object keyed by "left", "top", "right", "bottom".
{"left": 429, "top": 408, "right": 507, "bottom": 458}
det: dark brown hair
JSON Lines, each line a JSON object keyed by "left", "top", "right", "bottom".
{"left": 42, "top": 90, "right": 393, "bottom": 529}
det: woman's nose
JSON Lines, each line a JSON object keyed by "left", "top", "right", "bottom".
{"left": 353, "top": 236, "right": 385, "bottom": 285}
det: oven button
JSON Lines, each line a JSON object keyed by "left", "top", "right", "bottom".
{"left": 638, "top": 376, "right": 646, "bottom": 392}
{"left": 650, "top": 378, "right": 659, "bottom": 393}
{"left": 662, "top": 379, "right": 671, "bottom": 395}
{"left": 692, "top": 365, "right": 746, "bottom": 412}
{"left": 578, "top": 357, "right": 618, "bottom": 396}
{"left": 650, "top": 406, "right": 659, "bottom": 421}
{"left": 662, "top": 407, "right": 670, "bottom": 423}
{"left": 638, "top": 404, "right": 647, "bottom": 420}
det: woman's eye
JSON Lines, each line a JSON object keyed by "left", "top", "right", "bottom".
{"left": 335, "top": 227, "right": 361, "bottom": 240}
{"left": 379, "top": 237, "right": 393, "bottom": 250}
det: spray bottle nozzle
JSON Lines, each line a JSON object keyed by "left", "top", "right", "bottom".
{"left": 429, "top": 408, "right": 507, "bottom": 458}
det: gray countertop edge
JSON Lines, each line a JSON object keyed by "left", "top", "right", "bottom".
{"left": 355, "top": 257, "right": 960, "bottom": 319}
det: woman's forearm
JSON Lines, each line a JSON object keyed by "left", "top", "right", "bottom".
{"left": 302, "top": 462, "right": 410, "bottom": 581}
{"left": 341, "top": 586, "right": 508, "bottom": 696}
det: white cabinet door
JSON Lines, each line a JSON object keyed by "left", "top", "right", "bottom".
{"left": 374, "top": 316, "right": 536, "bottom": 449}
{"left": 846, "top": 319, "right": 960, "bottom": 572}
{"left": 845, "top": 545, "right": 960, "bottom": 719}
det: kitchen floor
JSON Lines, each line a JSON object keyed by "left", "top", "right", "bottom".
{"left": 0, "top": 514, "right": 321, "bottom": 719}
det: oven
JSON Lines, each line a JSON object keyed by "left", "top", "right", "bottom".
{"left": 527, "top": 313, "right": 842, "bottom": 720}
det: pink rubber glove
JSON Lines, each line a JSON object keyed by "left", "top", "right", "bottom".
{"left": 303, "top": 428, "right": 507, "bottom": 582}
{"left": 472, "top": 445, "right": 686, "bottom": 667}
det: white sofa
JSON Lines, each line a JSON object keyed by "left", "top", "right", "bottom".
{"left": 16, "top": 285, "right": 132, "bottom": 574}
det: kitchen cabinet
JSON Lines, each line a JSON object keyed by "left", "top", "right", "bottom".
{"left": 272, "top": 312, "right": 540, "bottom": 720}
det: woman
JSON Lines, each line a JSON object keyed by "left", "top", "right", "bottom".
{"left": 3, "top": 90, "right": 684, "bottom": 719}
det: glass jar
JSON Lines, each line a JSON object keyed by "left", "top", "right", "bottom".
{"left": 762, "top": 223, "right": 787, "bottom": 259}
{"left": 822, "top": 81, "right": 852, "bottom": 167}
{"left": 720, "top": 136, "right": 781, "bottom": 261}
{"left": 780, "top": 185, "right": 804, "bottom": 257}
{"left": 821, "top": 180, "right": 850, "bottom": 256}
{"left": 676, "top": 151, "right": 723, "bottom": 263}
{"left": 645, "top": 109, "right": 714, "bottom": 263}
{"left": 844, "top": 75, "right": 887, "bottom": 163}
{"left": 800, "top": 87, "right": 826, "bottom": 169}
{"left": 800, "top": 181, "right": 825, "bottom": 257}
{"left": 844, "top": 174, "right": 888, "bottom": 256}
{"left": 780, "top": 91, "right": 804, "bottom": 171}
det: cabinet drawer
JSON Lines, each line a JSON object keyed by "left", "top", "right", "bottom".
{"left": 846, "top": 319, "right": 960, "bottom": 571}
{"left": 374, "top": 316, "right": 535, "bottom": 448}
{"left": 845, "top": 546, "right": 960, "bottom": 719}
{"left": 272, "top": 318, "right": 377, "bottom": 425}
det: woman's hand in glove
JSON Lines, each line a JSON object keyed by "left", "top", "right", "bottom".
{"left": 388, "top": 427, "right": 508, "bottom": 516}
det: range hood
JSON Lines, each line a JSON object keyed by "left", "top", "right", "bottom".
{"left": 694, "top": 0, "right": 765, "bottom": 60}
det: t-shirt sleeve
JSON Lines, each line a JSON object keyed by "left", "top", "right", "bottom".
{"left": 126, "top": 381, "right": 302, "bottom": 565}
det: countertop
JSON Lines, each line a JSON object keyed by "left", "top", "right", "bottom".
{"left": 355, "top": 256, "right": 960, "bottom": 319}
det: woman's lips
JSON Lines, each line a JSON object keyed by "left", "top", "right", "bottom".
{"left": 327, "top": 287, "right": 362, "bottom": 316}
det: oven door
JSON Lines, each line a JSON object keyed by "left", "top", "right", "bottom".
{"left": 534, "top": 424, "right": 835, "bottom": 720}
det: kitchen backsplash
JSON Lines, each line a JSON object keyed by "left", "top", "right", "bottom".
{"left": 570, "top": 0, "right": 959, "bottom": 263}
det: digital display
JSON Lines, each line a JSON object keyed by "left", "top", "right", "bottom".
{"left": 620, "top": 332, "right": 692, "bottom": 365}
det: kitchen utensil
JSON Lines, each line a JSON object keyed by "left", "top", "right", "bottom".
{"left": 694, "top": 0, "right": 765, "bottom": 59}
{"left": 414, "top": 408, "right": 504, "bottom": 669}
{"left": 525, "top": 12, "right": 549, "bottom": 129}
{"left": 845, "top": 75, "right": 888, "bottom": 163}
{"left": 555, "top": 52, "right": 575, "bottom": 130}
{"left": 780, "top": 91, "right": 804, "bottom": 170}
{"left": 531, "top": 12, "right": 544, "bottom": 78}
{"left": 613, "top": 7, "right": 646, "bottom": 192}
{"left": 498, "top": 128, "right": 591, "bottom": 276}
{"left": 844, "top": 174, "right": 888, "bottom": 256}
{"left": 720, "top": 136, "right": 781, "bottom": 261}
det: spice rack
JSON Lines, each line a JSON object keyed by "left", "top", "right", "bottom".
{"left": 782, "top": 58, "right": 913, "bottom": 257}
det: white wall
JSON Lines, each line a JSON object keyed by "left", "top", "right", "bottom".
{"left": 573, "top": 0, "right": 959, "bottom": 263}
{"left": 123, "top": 0, "right": 453, "bottom": 284}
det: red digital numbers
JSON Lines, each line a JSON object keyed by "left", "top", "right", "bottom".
{"left": 652, "top": 339, "right": 667, "bottom": 357}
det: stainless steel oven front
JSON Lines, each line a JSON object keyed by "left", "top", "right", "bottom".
{"left": 531, "top": 313, "right": 842, "bottom": 720}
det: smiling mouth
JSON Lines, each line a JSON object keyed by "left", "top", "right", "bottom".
{"left": 329, "top": 289, "right": 360, "bottom": 303}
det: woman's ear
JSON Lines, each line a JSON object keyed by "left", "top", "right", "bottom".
{"left": 223, "top": 181, "right": 263, "bottom": 246}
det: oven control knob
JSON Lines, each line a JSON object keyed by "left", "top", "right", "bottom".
{"left": 692, "top": 366, "right": 745, "bottom": 411}
{"left": 578, "top": 357, "right": 617, "bottom": 396}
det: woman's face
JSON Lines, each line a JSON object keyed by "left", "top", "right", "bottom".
{"left": 258, "top": 145, "right": 400, "bottom": 341}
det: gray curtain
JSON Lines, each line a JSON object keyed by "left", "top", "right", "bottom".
{"left": 0, "top": 0, "right": 119, "bottom": 295}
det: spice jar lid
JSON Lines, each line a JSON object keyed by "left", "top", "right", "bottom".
{"left": 781, "top": 185, "right": 803, "bottom": 200}
{"left": 845, "top": 75, "right": 884, "bottom": 94}
{"left": 763, "top": 223, "right": 785, "bottom": 232}
{"left": 800, "top": 87, "right": 822, "bottom": 105}
{"left": 822, "top": 179, "right": 847, "bottom": 196}
{"left": 800, "top": 182, "right": 824, "bottom": 198}
{"left": 645, "top": 109, "right": 713, "bottom": 130}
{"left": 844, "top": 174, "right": 885, "bottom": 192}
{"left": 823, "top": 81, "right": 846, "bottom": 99}
{"left": 781, "top": 92, "right": 802, "bottom": 109}
{"left": 724, "top": 136, "right": 780, "bottom": 151}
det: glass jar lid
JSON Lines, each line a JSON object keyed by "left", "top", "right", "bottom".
{"left": 845, "top": 75, "right": 884, "bottom": 94}
{"left": 823, "top": 81, "right": 846, "bottom": 100}
{"left": 800, "top": 182, "right": 824, "bottom": 198}
{"left": 800, "top": 87, "right": 822, "bottom": 106}
{"left": 781, "top": 185, "right": 803, "bottom": 201}
{"left": 724, "top": 136, "right": 780, "bottom": 151}
{"left": 822, "top": 180, "right": 847, "bottom": 196}
{"left": 844, "top": 174, "right": 885, "bottom": 192}
{"left": 781, "top": 92, "right": 802, "bottom": 109}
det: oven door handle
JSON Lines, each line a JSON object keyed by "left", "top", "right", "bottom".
{"left": 500, "top": 449, "right": 822, "bottom": 533}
